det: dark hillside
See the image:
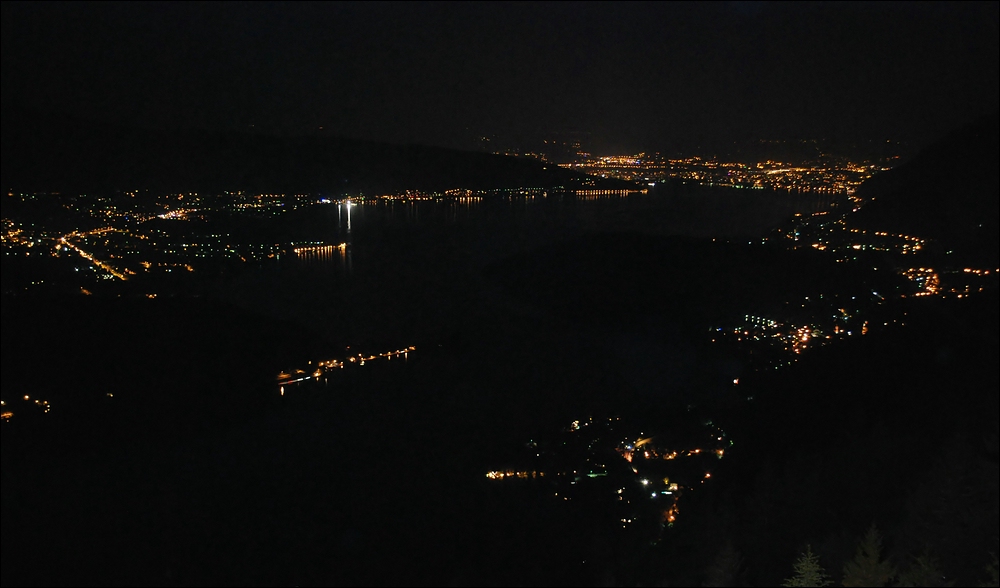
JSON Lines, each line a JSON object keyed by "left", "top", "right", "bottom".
{"left": 852, "top": 113, "right": 999, "bottom": 265}
{"left": 0, "top": 105, "right": 625, "bottom": 194}
{"left": 697, "top": 291, "right": 1000, "bottom": 586}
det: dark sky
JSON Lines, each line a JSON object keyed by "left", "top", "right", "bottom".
{"left": 2, "top": 1, "right": 997, "bottom": 152}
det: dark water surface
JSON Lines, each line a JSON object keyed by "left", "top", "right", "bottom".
{"left": 221, "top": 187, "right": 841, "bottom": 341}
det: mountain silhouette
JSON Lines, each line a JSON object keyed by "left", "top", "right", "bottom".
{"left": 852, "top": 113, "right": 999, "bottom": 265}
{"left": 1, "top": 104, "right": 623, "bottom": 194}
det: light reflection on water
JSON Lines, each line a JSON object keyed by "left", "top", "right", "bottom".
{"left": 225, "top": 188, "right": 842, "bottom": 333}
{"left": 285, "top": 188, "right": 842, "bottom": 275}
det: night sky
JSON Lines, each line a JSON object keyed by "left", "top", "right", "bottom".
{"left": 2, "top": 1, "right": 997, "bottom": 152}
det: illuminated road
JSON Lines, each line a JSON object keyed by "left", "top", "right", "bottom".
{"left": 277, "top": 346, "right": 415, "bottom": 392}
{"left": 58, "top": 230, "right": 129, "bottom": 281}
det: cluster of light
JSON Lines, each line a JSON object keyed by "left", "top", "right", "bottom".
{"left": 901, "top": 267, "right": 941, "bottom": 296}
{"left": 59, "top": 232, "right": 129, "bottom": 281}
{"left": 481, "top": 418, "right": 731, "bottom": 532}
{"left": 156, "top": 208, "right": 198, "bottom": 220}
{"left": 562, "top": 154, "right": 888, "bottom": 193}
{"left": 663, "top": 500, "right": 679, "bottom": 524}
{"left": 293, "top": 243, "right": 347, "bottom": 255}
{"left": 277, "top": 346, "right": 415, "bottom": 388}
{"left": 618, "top": 429, "right": 728, "bottom": 473}
{"left": 780, "top": 216, "right": 927, "bottom": 257}
{"left": 0, "top": 396, "right": 52, "bottom": 422}
{"left": 485, "top": 470, "right": 545, "bottom": 480}
{"left": 575, "top": 189, "right": 647, "bottom": 198}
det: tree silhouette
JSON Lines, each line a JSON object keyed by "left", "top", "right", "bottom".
{"left": 895, "top": 551, "right": 952, "bottom": 587}
{"left": 703, "top": 541, "right": 747, "bottom": 587}
{"left": 842, "top": 524, "right": 895, "bottom": 587}
{"left": 782, "top": 544, "right": 833, "bottom": 587}
{"left": 981, "top": 552, "right": 999, "bottom": 588}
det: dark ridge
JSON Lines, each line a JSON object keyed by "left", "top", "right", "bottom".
{"left": 715, "top": 289, "right": 1000, "bottom": 585}
{"left": 851, "top": 112, "right": 999, "bottom": 265}
{"left": 0, "top": 104, "right": 630, "bottom": 194}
